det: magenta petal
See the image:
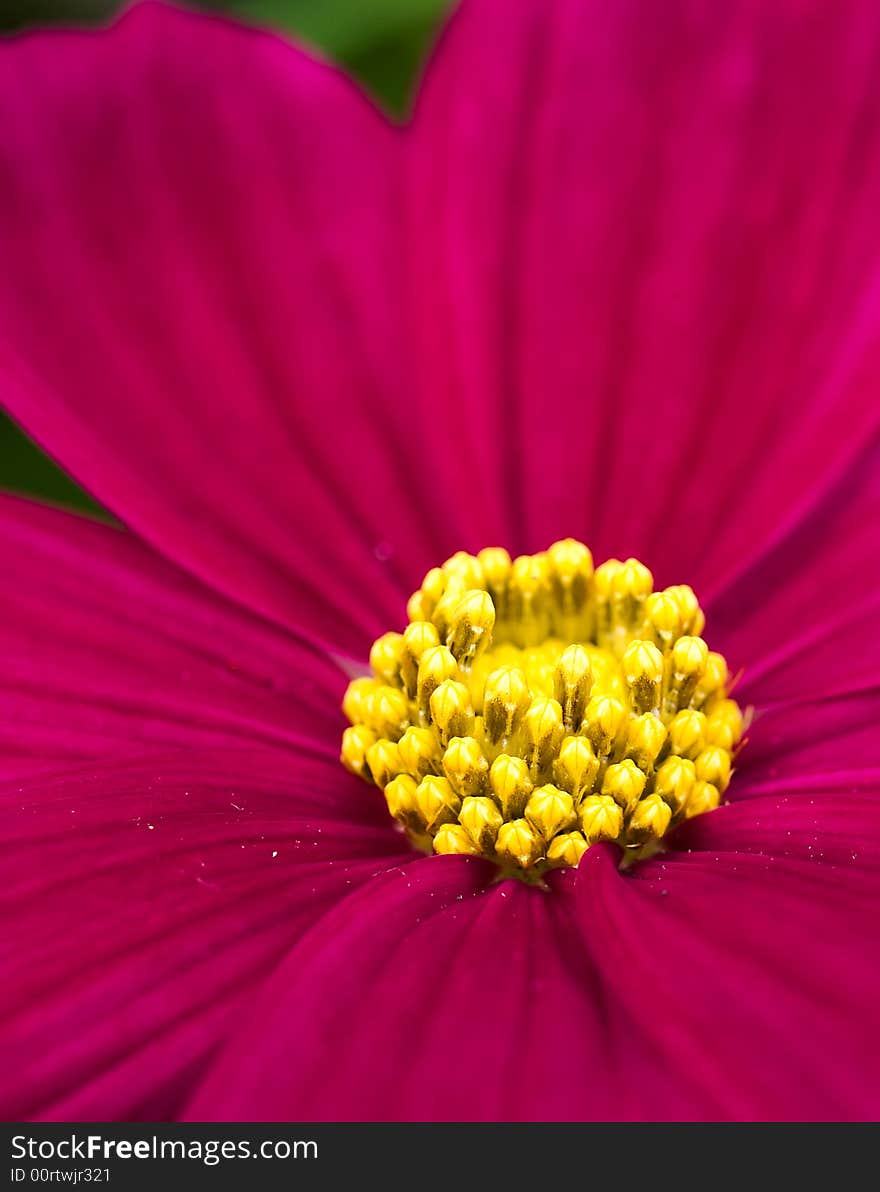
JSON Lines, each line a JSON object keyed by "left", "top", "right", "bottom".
{"left": 606, "top": 848, "right": 880, "bottom": 1119}
{"left": 408, "top": 0, "right": 880, "bottom": 586}
{"left": 699, "top": 439, "right": 880, "bottom": 793}
{"left": 190, "top": 855, "right": 637, "bottom": 1122}
{"left": 0, "top": 496, "right": 347, "bottom": 774}
{"left": 709, "top": 439, "right": 880, "bottom": 703}
{"left": 0, "top": 496, "right": 413, "bottom": 1118}
{"left": 0, "top": 2, "right": 465, "bottom": 656}
{"left": 671, "top": 785, "right": 880, "bottom": 871}
{"left": 188, "top": 839, "right": 879, "bottom": 1120}
{"left": 733, "top": 689, "right": 879, "bottom": 795}
{"left": 0, "top": 752, "right": 411, "bottom": 1120}
{"left": 184, "top": 857, "right": 579, "bottom": 1122}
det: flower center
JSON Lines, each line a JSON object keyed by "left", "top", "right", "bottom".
{"left": 341, "top": 541, "right": 743, "bottom": 878}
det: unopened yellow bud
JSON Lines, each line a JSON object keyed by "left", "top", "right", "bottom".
{"left": 459, "top": 795, "right": 504, "bottom": 851}
{"left": 593, "top": 558, "right": 624, "bottom": 601}
{"left": 340, "top": 724, "right": 377, "bottom": 780}
{"left": 433, "top": 823, "right": 481, "bottom": 856}
{"left": 622, "top": 639, "right": 664, "bottom": 713}
{"left": 705, "top": 700, "right": 744, "bottom": 750}
{"left": 342, "top": 675, "right": 380, "bottom": 724}
{"left": 477, "top": 547, "right": 512, "bottom": 618}
{"left": 483, "top": 666, "right": 531, "bottom": 744}
{"left": 431, "top": 583, "right": 468, "bottom": 641}
{"left": 600, "top": 557, "right": 654, "bottom": 648}
{"left": 643, "top": 590, "right": 684, "bottom": 647}
{"left": 477, "top": 546, "right": 511, "bottom": 584}
{"left": 613, "top": 558, "right": 653, "bottom": 601}
{"left": 593, "top": 560, "right": 622, "bottom": 649}
{"left": 366, "top": 685, "right": 410, "bottom": 739}
{"left": 524, "top": 784, "right": 577, "bottom": 840}
{"left": 695, "top": 652, "right": 730, "bottom": 706}
{"left": 416, "top": 645, "right": 459, "bottom": 717}
{"left": 667, "top": 584, "right": 703, "bottom": 635}
{"left": 495, "top": 818, "right": 544, "bottom": 869}
{"left": 421, "top": 566, "right": 447, "bottom": 605}
{"left": 685, "top": 780, "right": 721, "bottom": 818}
{"left": 668, "top": 709, "right": 708, "bottom": 759}
{"left": 446, "top": 588, "right": 495, "bottom": 669}
{"left": 653, "top": 755, "right": 696, "bottom": 813}
{"left": 694, "top": 746, "right": 732, "bottom": 792}
{"left": 547, "top": 537, "right": 594, "bottom": 581}
{"left": 489, "top": 753, "right": 533, "bottom": 819}
{"left": 583, "top": 694, "right": 627, "bottom": 756}
{"left": 508, "top": 553, "right": 551, "bottom": 646}
{"left": 405, "top": 568, "right": 445, "bottom": 623}
{"left": 601, "top": 759, "right": 647, "bottom": 813}
{"left": 400, "top": 620, "right": 441, "bottom": 696}
{"left": 430, "top": 679, "right": 474, "bottom": 743}
{"left": 553, "top": 643, "right": 594, "bottom": 732}
{"left": 628, "top": 793, "right": 672, "bottom": 841}
{"left": 668, "top": 635, "right": 709, "bottom": 712}
{"left": 442, "top": 551, "right": 485, "bottom": 592}
{"left": 546, "top": 830, "right": 589, "bottom": 868}
{"left": 406, "top": 590, "right": 432, "bottom": 623}
{"left": 415, "top": 775, "right": 461, "bottom": 833}
{"left": 384, "top": 773, "right": 420, "bottom": 828}
{"left": 672, "top": 635, "right": 709, "bottom": 676}
{"left": 397, "top": 725, "right": 440, "bottom": 780}
{"left": 369, "top": 631, "right": 404, "bottom": 684}
{"left": 510, "top": 551, "right": 550, "bottom": 584}
{"left": 553, "top": 735, "right": 600, "bottom": 801}
{"left": 442, "top": 735, "right": 489, "bottom": 796}
{"left": 624, "top": 713, "right": 667, "bottom": 771}
{"left": 365, "top": 738, "right": 404, "bottom": 787}
{"left": 548, "top": 538, "right": 594, "bottom": 638}
{"left": 579, "top": 794, "right": 624, "bottom": 843}
{"left": 522, "top": 696, "right": 565, "bottom": 778}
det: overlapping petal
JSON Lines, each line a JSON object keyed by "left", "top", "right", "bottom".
{"left": 0, "top": 496, "right": 344, "bottom": 774}
{"left": 704, "top": 437, "right": 880, "bottom": 795}
{"left": 188, "top": 811, "right": 880, "bottom": 1120}
{"left": 672, "top": 788, "right": 880, "bottom": 870}
{"left": 407, "top": 0, "right": 880, "bottom": 593}
{"left": 0, "top": 1, "right": 475, "bottom": 660}
{"left": 589, "top": 833, "right": 880, "bottom": 1119}
{"left": 0, "top": 751, "right": 409, "bottom": 1120}
{"left": 0, "top": 497, "right": 412, "bottom": 1119}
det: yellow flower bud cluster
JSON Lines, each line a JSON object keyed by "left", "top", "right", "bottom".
{"left": 341, "top": 542, "right": 744, "bottom": 877}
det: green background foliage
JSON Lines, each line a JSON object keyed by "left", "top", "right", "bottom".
{"left": 0, "top": 0, "right": 452, "bottom": 515}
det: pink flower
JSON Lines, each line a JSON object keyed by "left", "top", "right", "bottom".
{"left": 1, "top": 0, "right": 878, "bottom": 1121}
